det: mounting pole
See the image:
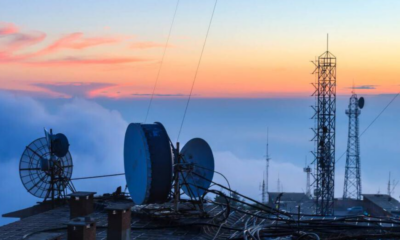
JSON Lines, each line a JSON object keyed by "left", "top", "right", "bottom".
{"left": 266, "top": 129, "right": 270, "bottom": 202}
{"left": 174, "top": 142, "right": 180, "bottom": 211}
{"left": 304, "top": 156, "right": 312, "bottom": 198}
{"left": 388, "top": 172, "right": 391, "bottom": 197}
{"left": 327, "top": 33, "right": 329, "bottom": 52}
{"left": 50, "top": 129, "right": 55, "bottom": 209}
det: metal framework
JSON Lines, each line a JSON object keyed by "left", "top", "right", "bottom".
{"left": 343, "top": 93, "right": 362, "bottom": 200}
{"left": 311, "top": 42, "right": 336, "bottom": 215}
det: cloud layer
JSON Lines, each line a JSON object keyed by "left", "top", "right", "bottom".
{"left": 347, "top": 85, "right": 378, "bottom": 90}
{"left": 0, "top": 93, "right": 128, "bottom": 225}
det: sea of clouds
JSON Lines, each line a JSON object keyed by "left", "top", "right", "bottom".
{"left": 0, "top": 93, "right": 398, "bottom": 225}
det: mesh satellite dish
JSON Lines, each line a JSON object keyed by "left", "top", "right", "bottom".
{"left": 124, "top": 122, "right": 173, "bottom": 205}
{"left": 19, "top": 129, "right": 73, "bottom": 200}
{"left": 358, "top": 97, "right": 365, "bottom": 109}
{"left": 180, "top": 138, "right": 214, "bottom": 198}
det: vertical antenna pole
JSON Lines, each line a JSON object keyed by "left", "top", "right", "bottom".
{"left": 50, "top": 129, "right": 55, "bottom": 209}
{"left": 388, "top": 172, "right": 391, "bottom": 196}
{"left": 174, "top": 142, "right": 181, "bottom": 211}
{"left": 327, "top": 33, "right": 329, "bottom": 52}
{"left": 266, "top": 128, "right": 270, "bottom": 202}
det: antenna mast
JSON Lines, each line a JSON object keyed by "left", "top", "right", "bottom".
{"left": 343, "top": 91, "right": 362, "bottom": 200}
{"left": 261, "top": 177, "right": 266, "bottom": 203}
{"left": 311, "top": 35, "right": 337, "bottom": 215}
{"left": 277, "top": 173, "right": 281, "bottom": 192}
{"left": 303, "top": 156, "right": 312, "bottom": 198}
{"left": 388, "top": 172, "right": 391, "bottom": 196}
{"left": 266, "top": 129, "right": 270, "bottom": 201}
{"left": 388, "top": 172, "right": 399, "bottom": 197}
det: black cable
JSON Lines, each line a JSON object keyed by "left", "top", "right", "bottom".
{"left": 202, "top": 189, "right": 231, "bottom": 222}
{"left": 297, "top": 232, "right": 321, "bottom": 240}
{"left": 177, "top": 0, "right": 218, "bottom": 141}
{"left": 144, "top": 0, "right": 180, "bottom": 122}
{"left": 22, "top": 222, "right": 242, "bottom": 239}
{"left": 71, "top": 173, "right": 125, "bottom": 180}
{"left": 189, "top": 170, "right": 290, "bottom": 217}
{"left": 193, "top": 163, "right": 232, "bottom": 197}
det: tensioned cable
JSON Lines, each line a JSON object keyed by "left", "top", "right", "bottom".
{"left": 144, "top": 0, "right": 180, "bottom": 123}
{"left": 176, "top": 0, "right": 218, "bottom": 141}
{"left": 336, "top": 92, "right": 400, "bottom": 163}
{"left": 71, "top": 173, "right": 125, "bottom": 180}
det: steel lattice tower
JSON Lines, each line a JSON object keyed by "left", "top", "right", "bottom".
{"left": 311, "top": 38, "right": 336, "bottom": 215}
{"left": 343, "top": 92, "right": 362, "bottom": 199}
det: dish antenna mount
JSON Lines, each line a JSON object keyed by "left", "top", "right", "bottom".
{"left": 19, "top": 129, "right": 75, "bottom": 208}
{"left": 124, "top": 122, "right": 215, "bottom": 212}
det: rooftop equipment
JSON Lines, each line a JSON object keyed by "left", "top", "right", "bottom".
{"left": 124, "top": 122, "right": 215, "bottom": 206}
{"left": 19, "top": 129, "right": 74, "bottom": 207}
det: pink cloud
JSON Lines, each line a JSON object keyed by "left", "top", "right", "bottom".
{"left": 28, "top": 56, "right": 146, "bottom": 66}
{"left": 130, "top": 41, "right": 172, "bottom": 49}
{"left": 0, "top": 23, "right": 149, "bottom": 66}
{"left": 3, "top": 32, "right": 46, "bottom": 51}
{"left": 37, "top": 32, "right": 121, "bottom": 55}
{"left": 33, "top": 82, "right": 117, "bottom": 98}
{"left": 0, "top": 31, "right": 46, "bottom": 62}
{"left": 0, "top": 22, "right": 18, "bottom": 35}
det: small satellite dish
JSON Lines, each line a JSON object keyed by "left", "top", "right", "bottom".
{"left": 51, "top": 133, "right": 70, "bottom": 158}
{"left": 180, "top": 138, "right": 214, "bottom": 198}
{"left": 358, "top": 97, "right": 365, "bottom": 109}
{"left": 44, "top": 129, "right": 70, "bottom": 158}
{"left": 124, "top": 123, "right": 173, "bottom": 205}
{"left": 20, "top": 134, "right": 73, "bottom": 199}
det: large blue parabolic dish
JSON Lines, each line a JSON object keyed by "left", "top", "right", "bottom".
{"left": 180, "top": 138, "right": 214, "bottom": 198}
{"left": 124, "top": 123, "right": 173, "bottom": 204}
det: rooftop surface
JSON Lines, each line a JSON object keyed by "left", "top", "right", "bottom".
{"left": 268, "top": 192, "right": 311, "bottom": 203}
{"left": 4, "top": 193, "right": 400, "bottom": 239}
{"left": 363, "top": 194, "right": 400, "bottom": 213}
{"left": 0, "top": 198, "right": 252, "bottom": 240}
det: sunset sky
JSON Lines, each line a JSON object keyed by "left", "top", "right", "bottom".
{"left": 1, "top": 0, "right": 400, "bottom": 98}
{"left": 1, "top": 1, "right": 400, "bottom": 226}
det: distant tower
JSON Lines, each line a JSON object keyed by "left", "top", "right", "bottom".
{"left": 261, "top": 129, "right": 271, "bottom": 202}
{"left": 387, "top": 172, "right": 399, "bottom": 197}
{"left": 266, "top": 129, "right": 270, "bottom": 200}
{"left": 311, "top": 35, "right": 336, "bottom": 215}
{"left": 261, "top": 178, "right": 266, "bottom": 203}
{"left": 343, "top": 91, "right": 364, "bottom": 200}
{"left": 304, "top": 158, "right": 312, "bottom": 198}
{"left": 277, "top": 174, "right": 281, "bottom": 192}
{"left": 388, "top": 172, "right": 391, "bottom": 197}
